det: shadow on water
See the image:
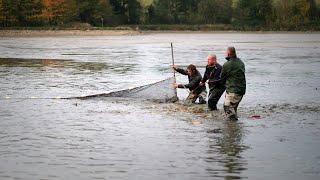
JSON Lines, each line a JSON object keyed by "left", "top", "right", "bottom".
{"left": 0, "top": 58, "right": 138, "bottom": 74}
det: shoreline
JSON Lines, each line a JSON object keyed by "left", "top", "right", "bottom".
{"left": 1, "top": 29, "right": 320, "bottom": 37}
{"left": 0, "top": 30, "right": 140, "bottom": 37}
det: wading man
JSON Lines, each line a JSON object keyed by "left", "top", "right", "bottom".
{"left": 200, "top": 54, "right": 225, "bottom": 111}
{"left": 220, "top": 47, "right": 246, "bottom": 121}
{"left": 173, "top": 64, "right": 206, "bottom": 104}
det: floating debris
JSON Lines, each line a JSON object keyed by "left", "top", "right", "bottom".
{"left": 207, "top": 128, "right": 222, "bottom": 134}
{"left": 250, "top": 115, "right": 262, "bottom": 119}
{"left": 191, "top": 120, "right": 202, "bottom": 125}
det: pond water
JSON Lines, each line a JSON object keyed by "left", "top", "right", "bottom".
{"left": 0, "top": 32, "right": 320, "bottom": 179}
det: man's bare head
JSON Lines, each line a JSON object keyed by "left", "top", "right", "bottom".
{"left": 186, "top": 64, "right": 197, "bottom": 76}
{"left": 226, "top": 47, "right": 237, "bottom": 58}
{"left": 207, "top": 54, "right": 217, "bottom": 66}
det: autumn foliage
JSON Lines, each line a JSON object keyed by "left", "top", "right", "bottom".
{"left": 41, "top": 0, "right": 78, "bottom": 25}
{"left": 0, "top": 0, "right": 319, "bottom": 30}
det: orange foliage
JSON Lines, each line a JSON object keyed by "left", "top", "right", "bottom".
{"left": 41, "top": 0, "right": 67, "bottom": 21}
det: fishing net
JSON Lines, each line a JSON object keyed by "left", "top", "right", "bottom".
{"left": 70, "top": 77, "right": 178, "bottom": 103}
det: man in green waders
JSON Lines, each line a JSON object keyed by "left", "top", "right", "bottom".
{"left": 220, "top": 47, "right": 246, "bottom": 121}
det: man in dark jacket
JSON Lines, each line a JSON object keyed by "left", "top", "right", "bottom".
{"left": 173, "top": 64, "right": 206, "bottom": 104}
{"left": 200, "top": 54, "right": 226, "bottom": 111}
{"left": 220, "top": 47, "right": 246, "bottom": 121}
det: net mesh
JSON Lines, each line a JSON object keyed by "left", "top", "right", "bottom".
{"left": 70, "top": 77, "right": 178, "bottom": 103}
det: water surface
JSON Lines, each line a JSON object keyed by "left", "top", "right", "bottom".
{"left": 0, "top": 33, "right": 320, "bottom": 179}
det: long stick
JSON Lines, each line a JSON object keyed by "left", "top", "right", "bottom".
{"left": 171, "top": 42, "right": 176, "bottom": 80}
{"left": 171, "top": 42, "right": 178, "bottom": 98}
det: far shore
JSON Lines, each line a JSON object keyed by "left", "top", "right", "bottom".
{"left": 0, "top": 29, "right": 320, "bottom": 37}
{"left": 0, "top": 30, "right": 140, "bottom": 37}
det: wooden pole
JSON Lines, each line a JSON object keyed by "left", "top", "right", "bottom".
{"left": 171, "top": 42, "right": 176, "bottom": 80}
{"left": 171, "top": 42, "right": 178, "bottom": 98}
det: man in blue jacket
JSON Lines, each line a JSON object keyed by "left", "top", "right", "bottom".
{"left": 200, "top": 54, "right": 226, "bottom": 111}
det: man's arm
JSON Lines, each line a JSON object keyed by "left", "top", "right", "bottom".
{"left": 200, "top": 68, "right": 208, "bottom": 85}
{"left": 174, "top": 67, "right": 188, "bottom": 75}
{"left": 219, "top": 64, "right": 228, "bottom": 86}
{"left": 181, "top": 76, "right": 201, "bottom": 89}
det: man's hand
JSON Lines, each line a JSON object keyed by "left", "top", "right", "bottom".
{"left": 171, "top": 65, "right": 177, "bottom": 70}
{"left": 199, "top": 82, "right": 205, "bottom": 86}
{"left": 173, "top": 83, "right": 179, "bottom": 89}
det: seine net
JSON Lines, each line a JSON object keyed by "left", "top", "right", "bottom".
{"left": 71, "top": 77, "right": 178, "bottom": 103}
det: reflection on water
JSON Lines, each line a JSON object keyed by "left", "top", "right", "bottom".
{"left": 0, "top": 58, "right": 140, "bottom": 98}
{"left": 216, "top": 123, "right": 247, "bottom": 177}
{"left": 0, "top": 58, "right": 70, "bottom": 67}
{"left": 158, "top": 103, "right": 248, "bottom": 178}
{"left": 0, "top": 58, "right": 137, "bottom": 73}
{"left": 205, "top": 122, "right": 247, "bottom": 179}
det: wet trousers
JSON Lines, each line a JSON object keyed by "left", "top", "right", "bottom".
{"left": 208, "top": 87, "right": 225, "bottom": 110}
{"left": 186, "top": 90, "right": 207, "bottom": 104}
{"left": 224, "top": 92, "right": 244, "bottom": 121}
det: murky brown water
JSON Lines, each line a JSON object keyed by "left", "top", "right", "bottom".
{"left": 0, "top": 33, "right": 320, "bottom": 179}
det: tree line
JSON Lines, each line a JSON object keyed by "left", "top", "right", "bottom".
{"left": 0, "top": 0, "right": 319, "bottom": 30}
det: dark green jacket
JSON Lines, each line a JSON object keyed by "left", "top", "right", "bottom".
{"left": 220, "top": 57, "right": 246, "bottom": 95}
{"left": 175, "top": 68, "right": 205, "bottom": 94}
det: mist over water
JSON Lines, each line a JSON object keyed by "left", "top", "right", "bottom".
{"left": 0, "top": 33, "right": 320, "bottom": 179}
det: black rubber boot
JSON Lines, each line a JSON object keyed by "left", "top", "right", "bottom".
{"left": 209, "top": 106, "right": 218, "bottom": 111}
{"left": 224, "top": 105, "right": 238, "bottom": 121}
{"left": 198, "top": 96, "right": 206, "bottom": 104}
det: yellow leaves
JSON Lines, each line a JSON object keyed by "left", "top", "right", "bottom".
{"left": 41, "top": 0, "right": 68, "bottom": 22}
{"left": 296, "top": 0, "right": 312, "bottom": 21}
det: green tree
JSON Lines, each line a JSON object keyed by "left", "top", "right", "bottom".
{"left": 234, "top": 0, "right": 272, "bottom": 26}
{"left": 77, "top": 0, "right": 113, "bottom": 26}
{"left": 17, "top": 0, "right": 43, "bottom": 26}
{"left": 176, "top": 0, "right": 199, "bottom": 23}
{"left": 307, "top": 0, "right": 318, "bottom": 20}
{"left": 0, "top": 0, "right": 43, "bottom": 26}
{"left": 296, "top": 0, "right": 318, "bottom": 21}
{"left": 151, "top": 0, "right": 199, "bottom": 24}
{"left": 62, "top": 0, "right": 78, "bottom": 23}
{"left": 128, "top": 0, "right": 142, "bottom": 24}
{"left": 256, "top": 0, "right": 273, "bottom": 25}
{"left": 198, "top": 0, "right": 219, "bottom": 24}
{"left": 144, "top": 4, "right": 155, "bottom": 23}
{"left": 198, "top": 0, "right": 232, "bottom": 24}
{"left": 109, "top": 0, "right": 127, "bottom": 24}
{"left": 1, "top": 0, "right": 19, "bottom": 26}
{"left": 109, "top": 0, "right": 142, "bottom": 24}
{"left": 273, "top": 0, "right": 318, "bottom": 29}
{"left": 0, "top": 0, "right": 4, "bottom": 25}
{"left": 152, "top": 0, "right": 173, "bottom": 23}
